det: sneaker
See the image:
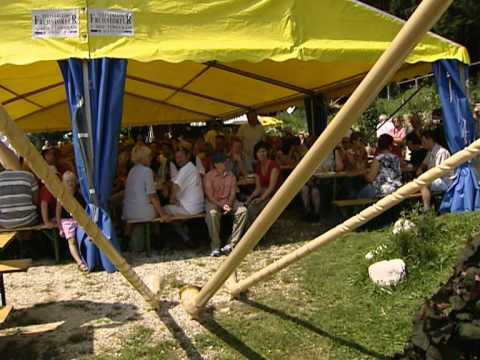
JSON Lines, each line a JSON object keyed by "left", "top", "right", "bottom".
{"left": 221, "top": 244, "right": 233, "bottom": 254}
{"left": 210, "top": 249, "right": 221, "bottom": 257}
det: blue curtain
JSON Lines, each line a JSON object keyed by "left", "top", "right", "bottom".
{"left": 433, "top": 60, "right": 480, "bottom": 213}
{"left": 59, "top": 59, "right": 126, "bottom": 272}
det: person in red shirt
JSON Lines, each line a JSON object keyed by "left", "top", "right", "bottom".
{"left": 204, "top": 152, "right": 247, "bottom": 257}
{"left": 245, "top": 141, "right": 282, "bottom": 225}
{"left": 40, "top": 147, "right": 60, "bottom": 227}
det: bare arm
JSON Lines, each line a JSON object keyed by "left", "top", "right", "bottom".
{"left": 246, "top": 175, "right": 262, "bottom": 204}
{"left": 335, "top": 149, "right": 345, "bottom": 172}
{"left": 149, "top": 194, "right": 168, "bottom": 218}
{"left": 170, "top": 183, "right": 179, "bottom": 204}
{"left": 259, "top": 167, "right": 280, "bottom": 201}
{"left": 40, "top": 201, "right": 52, "bottom": 225}
{"left": 364, "top": 159, "right": 379, "bottom": 183}
{"left": 55, "top": 201, "right": 62, "bottom": 225}
{"left": 204, "top": 176, "right": 223, "bottom": 208}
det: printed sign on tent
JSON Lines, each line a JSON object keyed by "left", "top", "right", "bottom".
{"left": 32, "top": 9, "right": 79, "bottom": 39}
{"left": 88, "top": 9, "right": 134, "bottom": 37}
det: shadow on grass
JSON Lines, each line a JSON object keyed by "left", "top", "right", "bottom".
{"left": 198, "top": 309, "right": 267, "bottom": 360}
{"left": 240, "top": 298, "right": 388, "bottom": 360}
{"left": 156, "top": 300, "right": 204, "bottom": 360}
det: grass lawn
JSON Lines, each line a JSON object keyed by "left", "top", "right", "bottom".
{"left": 85, "top": 211, "right": 480, "bottom": 359}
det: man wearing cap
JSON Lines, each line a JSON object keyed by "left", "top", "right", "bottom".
{"left": 204, "top": 152, "right": 248, "bottom": 257}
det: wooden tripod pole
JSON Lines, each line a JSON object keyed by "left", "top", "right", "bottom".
{"left": 181, "top": 0, "right": 454, "bottom": 317}
{"left": 0, "top": 107, "right": 159, "bottom": 309}
{"left": 230, "top": 139, "right": 480, "bottom": 296}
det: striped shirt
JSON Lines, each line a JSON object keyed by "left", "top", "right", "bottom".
{"left": 0, "top": 170, "right": 39, "bottom": 229}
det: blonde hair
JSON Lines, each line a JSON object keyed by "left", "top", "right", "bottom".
{"left": 62, "top": 170, "right": 77, "bottom": 184}
{"left": 131, "top": 145, "right": 152, "bottom": 164}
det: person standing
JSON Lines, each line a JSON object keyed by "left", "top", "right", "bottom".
{"left": 376, "top": 114, "right": 394, "bottom": 138}
{"left": 237, "top": 111, "right": 265, "bottom": 166}
{"left": 204, "top": 153, "right": 247, "bottom": 257}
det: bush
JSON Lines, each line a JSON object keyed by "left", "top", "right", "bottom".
{"left": 382, "top": 207, "right": 446, "bottom": 268}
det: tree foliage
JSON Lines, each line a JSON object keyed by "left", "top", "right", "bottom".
{"left": 362, "top": 0, "right": 480, "bottom": 61}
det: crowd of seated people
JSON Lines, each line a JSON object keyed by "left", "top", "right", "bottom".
{"left": 0, "top": 108, "right": 457, "bottom": 267}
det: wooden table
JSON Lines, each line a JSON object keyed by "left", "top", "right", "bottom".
{"left": 237, "top": 177, "right": 256, "bottom": 187}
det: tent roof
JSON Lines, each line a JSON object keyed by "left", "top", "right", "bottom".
{"left": 0, "top": 0, "right": 469, "bottom": 133}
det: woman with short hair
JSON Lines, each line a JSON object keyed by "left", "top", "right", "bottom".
{"left": 123, "top": 145, "right": 169, "bottom": 251}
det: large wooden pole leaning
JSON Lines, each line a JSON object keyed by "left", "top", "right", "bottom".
{"left": 181, "top": 0, "right": 454, "bottom": 316}
{"left": 0, "top": 106, "right": 159, "bottom": 310}
{"left": 230, "top": 139, "right": 480, "bottom": 296}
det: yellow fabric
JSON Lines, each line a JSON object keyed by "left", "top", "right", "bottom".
{"left": 259, "top": 116, "right": 282, "bottom": 128}
{"left": 0, "top": 0, "right": 470, "bottom": 133}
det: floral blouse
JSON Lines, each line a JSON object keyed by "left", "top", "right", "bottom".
{"left": 372, "top": 153, "right": 402, "bottom": 196}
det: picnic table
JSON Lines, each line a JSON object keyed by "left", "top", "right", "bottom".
{"left": 0, "top": 231, "right": 31, "bottom": 323}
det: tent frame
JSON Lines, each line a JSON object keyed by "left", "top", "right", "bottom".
{"left": 180, "top": 0, "right": 455, "bottom": 317}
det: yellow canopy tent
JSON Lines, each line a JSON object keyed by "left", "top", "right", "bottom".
{"left": 0, "top": 0, "right": 469, "bottom": 133}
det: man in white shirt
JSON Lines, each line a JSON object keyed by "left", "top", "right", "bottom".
{"left": 165, "top": 148, "right": 204, "bottom": 243}
{"left": 376, "top": 114, "right": 394, "bottom": 138}
{"left": 417, "top": 130, "right": 452, "bottom": 210}
{"left": 237, "top": 111, "right": 265, "bottom": 165}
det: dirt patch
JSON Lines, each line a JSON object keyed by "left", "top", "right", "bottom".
{"left": 0, "top": 242, "right": 305, "bottom": 359}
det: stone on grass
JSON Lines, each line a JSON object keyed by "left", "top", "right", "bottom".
{"left": 368, "top": 259, "right": 406, "bottom": 287}
{"left": 393, "top": 218, "right": 416, "bottom": 235}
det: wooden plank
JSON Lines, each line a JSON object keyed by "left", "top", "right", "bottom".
{"left": 0, "top": 304, "right": 13, "bottom": 324}
{"left": 0, "top": 320, "right": 64, "bottom": 337}
{"left": 334, "top": 193, "right": 423, "bottom": 207}
{"left": 0, "top": 224, "right": 56, "bottom": 233}
{"left": 0, "top": 259, "right": 32, "bottom": 274}
{"left": 0, "top": 232, "right": 16, "bottom": 250}
{"left": 128, "top": 213, "right": 206, "bottom": 224}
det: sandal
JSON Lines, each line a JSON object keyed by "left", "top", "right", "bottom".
{"left": 78, "top": 262, "right": 89, "bottom": 272}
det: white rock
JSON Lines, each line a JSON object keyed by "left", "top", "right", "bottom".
{"left": 368, "top": 259, "right": 406, "bottom": 287}
{"left": 393, "top": 219, "right": 416, "bottom": 235}
{"left": 365, "top": 251, "right": 375, "bottom": 260}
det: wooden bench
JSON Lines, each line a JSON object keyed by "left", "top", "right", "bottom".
{"left": 333, "top": 191, "right": 443, "bottom": 208}
{"left": 0, "top": 304, "right": 12, "bottom": 324}
{"left": 0, "top": 232, "right": 16, "bottom": 251}
{"left": 0, "top": 259, "right": 32, "bottom": 308}
{"left": 128, "top": 213, "right": 206, "bottom": 256}
{"left": 0, "top": 224, "right": 60, "bottom": 263}
{"left": 333, "top": 193, "right": 423, "bottom": 208}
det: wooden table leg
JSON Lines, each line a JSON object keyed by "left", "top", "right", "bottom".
{"left": 145, "top": 223, "right": 151, "bottom": 257}
{"left": 0, "top": 274, "right": 6, "bottom": 306}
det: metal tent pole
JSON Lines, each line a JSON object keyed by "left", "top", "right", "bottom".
{"left": 180, "top": 0, "right": 454, "bottom": 317}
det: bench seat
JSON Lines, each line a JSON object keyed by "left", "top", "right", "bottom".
{"left": 333, "top": 193, "right": 423, "bottom": 207}
{"left": 0, "top": 304, "right": 12, "bottom": 324}
{"left": 0, "top": 259, "right": 32, "bottom": 274}
{"left": 0, "top": 259, "right": 31, "bottom": 307}
{"left": 127, "top": 213, "right": 206, "bottom": 224}
{"left": 0, "top": 225, "right": 59, "bottom": 263}
{"left": 0, "top": 232, "right": 16, "bottom": 250}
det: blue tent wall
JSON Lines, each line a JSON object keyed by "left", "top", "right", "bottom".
{"left": 433, "top": 60, "right": 480, "bottom": 213}
{"left": 59, "top": 59, "right": 126, "bottom": 272}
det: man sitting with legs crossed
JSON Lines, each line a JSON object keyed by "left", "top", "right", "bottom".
{"left": 204, "top": 152, "right": 248, "bottom": 257}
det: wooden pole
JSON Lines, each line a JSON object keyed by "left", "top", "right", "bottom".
{"left": 0, "top": 106, "right": 159, "bottom": 309}
{"left": 230, "top": 139, "right": 480, "bottom": 296}
{"left": 181, "top": 0, "right": 454, "bottom": 317}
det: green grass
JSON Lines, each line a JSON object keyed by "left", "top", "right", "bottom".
{"left": 192, "top": 212, "right": 480, "bottom": 359}
{"left": 84, "top": 212, "right": 480, "bottom": 359}
{"left": 83, "top": 326, "right": 179, "bottom": 360}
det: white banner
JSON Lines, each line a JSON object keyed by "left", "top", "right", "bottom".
{"left": 32, "top": 9, "right": 79, "bottom": 39}
{"left": 88, "top": 9, "right": 134, "bottom": 37}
